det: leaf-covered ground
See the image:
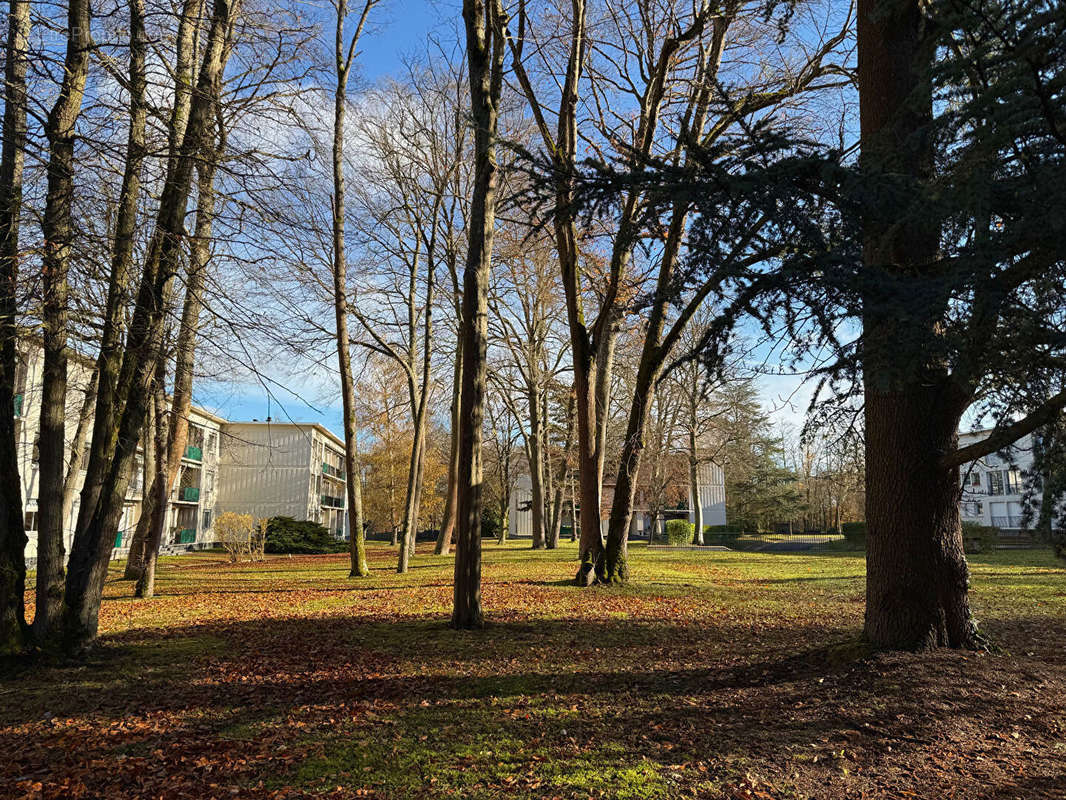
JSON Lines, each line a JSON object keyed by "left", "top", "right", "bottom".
{"left": 2, "top": 542, "right": 1064, "bottom": 799}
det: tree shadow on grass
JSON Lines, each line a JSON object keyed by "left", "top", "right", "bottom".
{"left": 2, "top": 614, "right": 1064, "bottom": 799}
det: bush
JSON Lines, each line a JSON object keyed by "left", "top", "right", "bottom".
{"left": 264, "top": 516, "right": 347, "bottom": 554}
{"left": 962, "top": 521, "right": 999, "bottom": 554}
{"left": 841, "top": 521, "right": 867, "bottom": 546}
{"left": 703, "top": 524, "right": 743, "bottom": 546}
{"left": 664, "top": 519, "right": 694, "bottom": 545}
{"left": 216, "top": 512, "right": 257, "bottom": 562}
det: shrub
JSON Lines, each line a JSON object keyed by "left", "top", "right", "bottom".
{"left": 841, "top": 521, "right": 867, "bottom": 546}
{"left": 703, "top": 524, "right": 743, "bottom": 546}
{"left": 664, "top": 519, "right": 694, "bottom": 545}
{"left": 216, "top": 512, "right": 256, "bottom": 562}
{"left": 264, "top": 516, "right": 346, "bottom": 554}
{"left": 962, "top": 521, "right": 999, "bottom": 554}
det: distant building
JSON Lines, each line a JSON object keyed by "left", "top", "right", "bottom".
{"left": 508, "top": 458, "right": 726, "bottom": 540}
{"left": 14, "top": 337, "right": 224, "bottom": 562}
{"left": 13, "top": 336, "right": 349, "bottom": 565}
{"left": 958, "top": 428, "right": 1063, "bottom": 536}
{"left": 216, "top": 422, "right": 348, "bottom": 539}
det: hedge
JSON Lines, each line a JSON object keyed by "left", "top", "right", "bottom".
{"left": 664, "top": 519, "right": 694, "bottom": 545}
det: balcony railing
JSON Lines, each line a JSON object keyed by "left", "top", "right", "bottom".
{"left": 13, "top": 393, "right": 23, "bottom": 418}
{"left": 321, "top": 493, "right": 345, "bottom": 508}
{"left": 991, "top": 515, "right": 1023, "bottom": 529}
{"left": 322, "top": 462, "right": 345, "bottom": 480}
{"left": 184, "top": 445, "right": 203, "bottom": 461}
{"left": 114, "top": 531, "right": 124, "bottom": 548}
{"left": 178, "top": 528, "right": 196, "bottom": 544}
{"left": 180, "top": 487, "right": 200, "bottom": 502}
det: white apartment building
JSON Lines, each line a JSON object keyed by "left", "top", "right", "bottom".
{"left": 14, "top": 337, "right": 224, "bottom": 561}
{"left": 958, "top": 428, "right": 1062, "bottom": 534}
{"left": 508, "top": 459, "right": 726, "bottom": 539}
{"left": 216, "top": 421, "right": 349, "bottom": 539}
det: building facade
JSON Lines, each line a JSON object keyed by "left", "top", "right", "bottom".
{"left": 14, "top": 338, "right": 226, "bottom": 562}
{"left": 216, "top": 422, "right": 348, "bottom": 539}
{"left": 508, "top": 460, "right": 726, "bottom": 540}
{"left": 958, "top": 428, "right": 1062, "bottom": 535}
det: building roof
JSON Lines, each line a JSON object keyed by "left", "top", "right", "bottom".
{"left": 221, "top": 420, "right": 346, "bottom": 451}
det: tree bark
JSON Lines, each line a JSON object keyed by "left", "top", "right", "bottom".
{"left": 80, "top": 0, "right": 148, "bottom": 572}
{"left": 858, "top": 0, "right": 977, "bottom": 650}
{"left": 435, "top": 341, "right": 461, "bottom": 554}
{"left": 61, "top": 370, "right": 98, "bottom": 538}
{"left": 331, "top": 0, "right": 375, "bottom": 580}
{"left": 0, "top": 0, "right": 31, "bottom": 654}
{"left": 453, "top": 0, "right": 503, "bottom": 629}
{"left": 689, "top": 428, "right": 703, "bottom": 545}
{"left": 527, "top": 387, "right": 547, "bottom": 548}
{"left": 123, "top": 388, "right": 156, "bottom": 579}
{"left": 34, "top": 0, "right": 93, "bottom": 644}
{"left": 134, "top": 372, "right": 169, "bottom": 598}
{"left": 62, "top": 0, "right": 236, "bottom": 651}
{"left": 137, "top": 140, "right": 221, "bottom": 598}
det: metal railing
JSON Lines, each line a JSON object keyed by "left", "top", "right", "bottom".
{"left": 991, "top": 515, "right": 1024, "bottom": 529}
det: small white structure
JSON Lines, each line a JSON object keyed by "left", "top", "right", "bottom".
{"left": 216, "top": 421, "right": 348, "bottom": 539}
{"left": 957, "top": 428, "right": 1062, "bottom": 534}
{"left": 508, "top": 459, "right": 726, "bottom": 539}
{"left": 690, "top": 461, "right": 727, "bottom": 529}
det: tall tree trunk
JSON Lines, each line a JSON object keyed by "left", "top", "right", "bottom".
{"left": 858, "top": 0, "right": 976, "bottom": 650}
{"left": 331, "top": 0, "right": 375, "bottom": 580}
{"left": 689, "top": 429, "right": 703, "bottom": 545}
{"left": 82, "top": 0, "right": 148, "bottom": 584}
{"left": 34, "top": 0, "right": 93, "bottom": 644}
{"left": 527, "top": 387, "right": 546, "bottom": 549}
{"left": 0, "top": 0, "right": 31, "bottom": 655}
{"left": 137, "top": 146, "right": 220, "bottom": 599}
{"left": 123, "top": 386, "right": 156, "bottom": 578}
{"left": 435, "top": 341, "right": 461, "bottom": 554}
{"left": 62, "top": 0, "right": 236, "bottom": 652}
{"left": 452, "top": 0, "right": 503, "bottom": 629}
{"left": 546, "top": 391, "right": 575, "bottom": 549}
{"left": 397, "top": 419, "right": 426, "bottom": 572}
{"left": 134, "top": 373, "right": 169, "bottom": 598}
{"left": 61, "top": 370, "right": 98, "bottom": 534}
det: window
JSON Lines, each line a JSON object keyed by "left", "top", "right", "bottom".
{"left": 205, "top": 471, "right": 215, "bottom": 493}
{"left": 24, "top": 510, "right": 38, "bottom": 531}
{"left": 202, "top": 510, "right": 212, "bottom": 530}
{"left": 1006, "top": 469, "right": 1022, "bottom": 493}
{"left": 988, "top": 471, "right": 1004, "bottom": 495}
{"left": 968, "top": 471, "right": 982, "bottom": 488}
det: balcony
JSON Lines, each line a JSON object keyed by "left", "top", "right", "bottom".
{"left": 321, "top": 493, "right": 345, "bottom": 508}
{"left": 179, "top": 487, "right": 200, "bottom": 503}
{"left": 322, "top": 462, "right": 345, "bottom": 480}
{"left": 991, "top": 515, "right": 1023, "bottom": 529}
{"left": 184, "top": 445, "right": 203, "bottom": 462}
{"left": 14, "top": 393, "right": 23, "bottom": 418}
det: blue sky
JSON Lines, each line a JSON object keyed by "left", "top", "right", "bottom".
{"left": 194, "top": 0, "right": 817, "bottom": 441}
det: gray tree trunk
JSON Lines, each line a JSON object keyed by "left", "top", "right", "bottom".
{"left": 452, "top": 0, "right": 504, "bottom": 629}
{"left": 34, "top": 0, "right": 93, "bottom": 644}
{"left": 0, "top": 0, "right": 31, "bottom": 654}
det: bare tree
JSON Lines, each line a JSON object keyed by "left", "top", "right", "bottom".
{"left": 0, "top": 0, "right": 31, "bottom": 654}
{"left": 62, "top": 0, "right": 238, "bottom": 651}
{"left": 452, "top": 0, "right": 506, "bottom": 629}
{"left": 34, "top": 0, "right": 94, "bottom": 641}
{"left": 331, "top": 0, "right": 379, "bottom": 578}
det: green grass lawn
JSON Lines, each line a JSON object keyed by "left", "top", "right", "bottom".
{"left": 3, "top": 542, "right": 1064, "bottom": 799}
